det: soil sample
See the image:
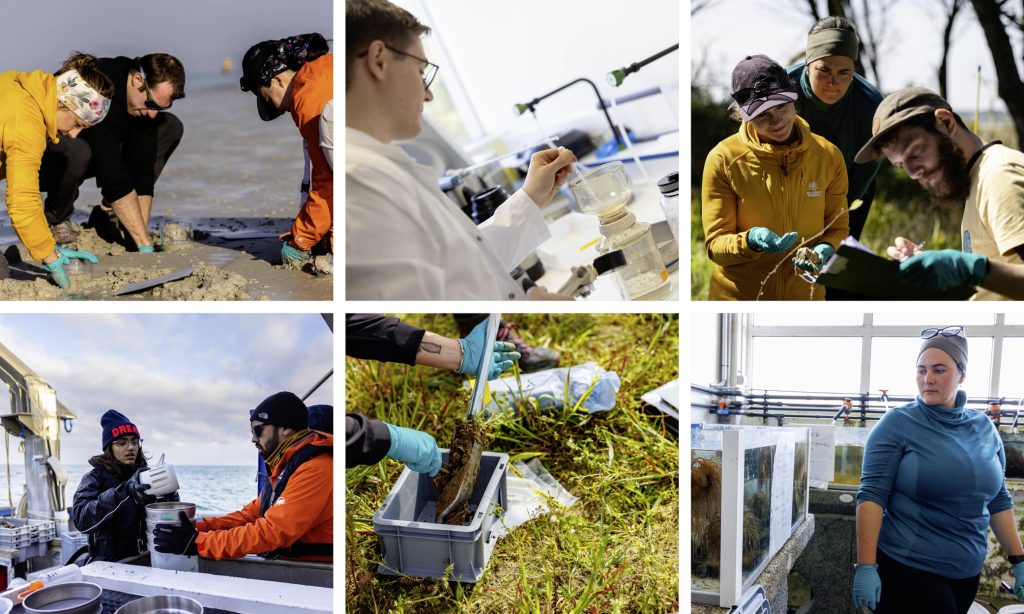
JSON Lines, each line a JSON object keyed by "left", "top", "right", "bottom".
{"left": 433, "top": 419, "right": 486, "bottom": 525}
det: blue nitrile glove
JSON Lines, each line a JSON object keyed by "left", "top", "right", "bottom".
{"left": 385, "top": 423, "right": 442, "bottom": 477}
{"left": 281, "top": 240, "right": 309, "bottom": 264}
{"left": 852, "top": 563, "right": 881, "bottom": 610}
{"left": 747, "top": 227, "right": 798, "bottom": 253}
{"left": 795, "top": 243, "right": 836, "bottom": 273}
{"left": 457, "top": 319, "right": 521, "bottom": 380}
{"left": 42, "top": 246, "right": 99, "bottom": 289}
{"left": 1012, "top": 561, "right": 1024, "bottom": 601}
{"left": 898, "top": 249, "right": 989, "bottom": 290}
{"left": 137, "top": 245, "right": 155, "bottom": 253}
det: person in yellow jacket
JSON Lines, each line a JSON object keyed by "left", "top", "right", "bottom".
{"left": 0, "top": 53, "right": 112, "bottom": 288}
{"left": 240, "top": 33, "right": 333, "bottom": 265}
{"left": 702, "top": 55, "right": 850, "bottom": 300}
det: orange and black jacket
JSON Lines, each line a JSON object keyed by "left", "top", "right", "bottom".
{"left": 287, "top": 53, "right": 333, "bottom": 253}
{"left": 195, "top": 431, "right": 332, "bottom": 561}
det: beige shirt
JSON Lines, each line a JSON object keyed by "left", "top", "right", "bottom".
{"left": 963, "top": 144, "right": 1024, "bottom": 300}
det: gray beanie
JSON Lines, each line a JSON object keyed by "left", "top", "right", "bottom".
{"left": 918, "top": 334, "right": 968, "bottom": 373}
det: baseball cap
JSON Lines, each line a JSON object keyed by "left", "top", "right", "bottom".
{"left": 854, "top": 87, "right": 952, "bottom": 163}
{"left": 731, "top": 55, "right": 798, "bottom": 121}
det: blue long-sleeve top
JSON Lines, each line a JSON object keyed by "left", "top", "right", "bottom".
{"left": 786, "top": 63, "right": 883, "bottom": 202}
{"left": 857, "top": 390, "right": 1012, "bottom": 579}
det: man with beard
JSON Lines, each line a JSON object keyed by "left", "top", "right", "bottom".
{"left": 855, "top": 87, "right": 1024, "bottom": 300}
{"left": 153, "top": 392, "right": 332, "bottom": 561}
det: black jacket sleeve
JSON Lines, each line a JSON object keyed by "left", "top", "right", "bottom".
{"left": 345, "top": 314, "right": 425, "bottom": 365}
{"left": 71, "top": 470, "right": 129, "bottom": 534}
{"left": 346, "top": 413, "right": 391, "bottom": 467}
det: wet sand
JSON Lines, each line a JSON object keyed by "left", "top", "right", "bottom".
{"left": 0, "top": 85, "right": 332, "bottom": 300}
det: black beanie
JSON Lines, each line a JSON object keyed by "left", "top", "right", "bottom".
{"left": 250, "top": 391, "right": 308, "bottom": 431}
{"left": 101, "top": 410, "right": 140, "bottom": 449}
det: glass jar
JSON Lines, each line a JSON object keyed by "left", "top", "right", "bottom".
{"left": 596, "top": 211, "right": 671, "bottom": 300}
{"left": 657, "top": 171, "right": 679, "bottom": 243}
{"left": 568, "top": 161, "right": 632, "bottom": 217}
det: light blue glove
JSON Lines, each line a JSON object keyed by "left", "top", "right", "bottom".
{"left": 795, "top": 243, "right": 836, "bottom": 273}
{"left": 281, "top": 240, "right": 309, "bottom": 264}
{"left": 385, "top": 423, "right": 441, "bottom": 477}
{"left": 898, "top": 249, "right": 989, "bottom": 290}
{"left": 852, "top": 563, "right": 881, "bottom": 610}
{"left": 457, "top": 319, "right": 521, "bottom": 380}
{"left": 748, "top": 227, "right": 798, "bottom": 253}
{"left": 42, "top": 246, "right": 99, "bottom": 289}
{"left": 137, "top": 245, "right": 155, "bottom": 253}
{"left": 1012, "top": 560, "right": 1024, "bottom": 601}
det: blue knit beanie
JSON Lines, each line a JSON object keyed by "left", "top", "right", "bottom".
{"left": 101, "top": 410, "right": 140, "bottom": 449}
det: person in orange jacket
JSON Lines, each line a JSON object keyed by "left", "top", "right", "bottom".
{"left": 153, "top": 391, "right": 332, "bottom": 561}
{"left": 239, "top": 33, "right": 333, "bottom": 265}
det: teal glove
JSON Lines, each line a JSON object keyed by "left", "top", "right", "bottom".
{"left": 457, "top": 319, "right": 521, "bottom": 380}
{"left": 42, "top": 247, "right": 99, "bottom": 289}
{"left": 898, "top": 249, "right": 989, "bottom": 290}
{"left": 281, "top": 240, "right": 309, "bottom": 264}
{"left": 385, "top": 423, "right": 441, "bottom": 476}
{"left": 137, "top": 245, "right": 155, "bottom": 253}
{"left": 748, "top": 227, "right": 798, "bottom": 253}
{"left": 1012, "top": 561, "right": 1024, "bottom": 601}
{"left": 795, "top": 243, "right": 835, "bottom": 273}
{"left": 852, "top": 563, "right": 881, "bottom": 610}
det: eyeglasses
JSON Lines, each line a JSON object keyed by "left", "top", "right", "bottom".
{"left": 251, "top": 424, "right": 266, "bottom": 438}
{"left": 921, "top": 326, "right": 964, "bottom": 339}
{"left": 113, "top": 438, "right": 142, "bottom": 449}
{"left": 136, "top": 62, "right": 172, "bottom": 111}
{"left": 358, "top": 44, "right": 439, "bottom": 90}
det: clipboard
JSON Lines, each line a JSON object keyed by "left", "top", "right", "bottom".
{"left": 807, "top": 237, "right": 976, "bottom": 300}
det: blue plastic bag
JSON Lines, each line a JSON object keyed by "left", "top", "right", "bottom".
{"left": 483, "top": 362, "right": 621, "bottom": 415}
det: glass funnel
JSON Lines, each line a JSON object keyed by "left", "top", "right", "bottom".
{"left": 568, "top": 162, "right": 632, "bottom": 217}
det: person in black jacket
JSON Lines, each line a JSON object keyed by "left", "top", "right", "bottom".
{"left": 39, "top": 54, "right": 185, "bottom": 251}
{"left": 345, "top": 314, "right": 518, "bottom": 476}
{"left": 71, "top": 410, "right": 176, "bottom": 562}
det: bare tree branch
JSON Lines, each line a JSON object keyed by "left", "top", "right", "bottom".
{"left": 971, "top": 0, "right": 1024, "bottom": 145}
{"left": 938, "top": 0, "right": 968, "bottom": 99}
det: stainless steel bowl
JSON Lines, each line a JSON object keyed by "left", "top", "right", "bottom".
{"left": 113, "top": 595, "right": 204, "bottom": 614}
{"left": 22, "top": 582, "right": 102, "bottom": 614}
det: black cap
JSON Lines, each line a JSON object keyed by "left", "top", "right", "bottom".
{"left": 593, "top": 250, "right": 627, "bottom": 275}
{"left": 240, "top": 41, "right": 286, "bottom": 121}
{"left": 657, "top": 171, "right": 679, "bottom": 195}
{"left": 731, "top": 55, "right": 798, "bottom": 121}
{"left": 250, "top": 391, "right": 308, "bottom": 431}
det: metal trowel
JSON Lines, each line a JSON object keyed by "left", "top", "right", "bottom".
{"left": 434, "top": 313, "right": 500, "bottom": 523}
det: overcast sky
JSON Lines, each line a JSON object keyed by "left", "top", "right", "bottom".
{"left": 693, "top": 0, "right": 1024, "bottom": 115}
{"left": 0, "top": 314, "right": 333, "bottom": 466}
{"left": 2, "top": 0, "right": 332, "bottom": 83}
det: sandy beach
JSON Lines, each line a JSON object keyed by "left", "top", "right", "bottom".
{"left": 0, "top": 82, "right": 332, "bottom": 300}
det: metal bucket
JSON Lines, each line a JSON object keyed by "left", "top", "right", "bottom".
{"left": 145, "top": 502, "right": 198, "bottom": 572}
{"left": 22, "top": 582, "right": 101, "bottom": 614}
{"left": 113, "top": 595, "right": 203, "bottom": 614}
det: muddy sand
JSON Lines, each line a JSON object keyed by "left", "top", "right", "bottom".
{"left": 0, "top": 85, "right": 332, "bottom": 301}
{"left": 433, "top": 420, "right": 486, "bottom": 526}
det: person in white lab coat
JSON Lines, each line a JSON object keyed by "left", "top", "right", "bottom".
{"left": 345, "top": 0, "right": 577, "bottom": 300}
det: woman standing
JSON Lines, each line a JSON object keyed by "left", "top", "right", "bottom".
{"left": 701, "top": 54, "right": 849, "bottom": 300}
{"left": 787, "top": 16, "right": 883, "bottom": 242}
{"left": 0, "top": 53, "right": 112, "bottom": 288}
{"left": 71, "top": 410, "right": 175, "bottom": 562}
{"left": 855, "top": 327, "right": 1024, "bottom": 613}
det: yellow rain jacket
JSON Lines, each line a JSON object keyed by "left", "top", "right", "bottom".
{"left": 701, "top": 115, "right": 849, "bottom": 300}
{"left": 0, "top": 70, "right": 59, "bottom": 261}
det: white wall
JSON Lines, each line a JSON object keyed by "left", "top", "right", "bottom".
{"left": 395, "top": 0, "right": 680, "bottom": 143}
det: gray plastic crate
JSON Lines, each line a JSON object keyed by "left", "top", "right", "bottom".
{"left": 0, "top": 519, "right": 53, "bottom": 549}
{"left": 60, "top": 531, "right": 90, "bottom": 565}
{"left": 373, "top": 450, "right": 508, "bottom": 583}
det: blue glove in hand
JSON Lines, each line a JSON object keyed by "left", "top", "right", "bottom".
{"left": 898, "top": 249, "right": 989, "bottom": 290}
{"left": 137, "top": 245, "right": 155, "bottom": 253}
{"left": 457, "top": 319, "right": 521, "bottom": 380}
{"left": 795, "top": 243, "right": 836, "bottom": 273}
{"left": 748, "top": 227, "right": 798, "bottom": 253}
{"left": 42, "top": 247, "right": 99, "bottom": 289}
{"left": 852, "top": 563, "right": 881, "bottom": 610}
{"left": 281, "top": 240, "right": 310, "bottom": 264}
{"left": 385, "top": 423, "right": 442, "bottom": 477}
{"left": 1012, "top": 560, "right": 1024, "bottom": 601}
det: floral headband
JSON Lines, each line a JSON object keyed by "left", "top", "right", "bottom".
{"left": 56, "top": 70, "right": 111, "bottom": 127}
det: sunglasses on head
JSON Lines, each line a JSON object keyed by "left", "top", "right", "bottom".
{"left": 732, "top": 76, "right": 786, "bottom": 106}
{"left": 921, "top": 325, "right": 964, "bottom": 339}
{"left": 136, "top": 61, "right": 172, "bottom": 111}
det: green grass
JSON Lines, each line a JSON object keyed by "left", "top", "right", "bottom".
{"left": 345, "top": 314, "right": 679, "bottom": 614}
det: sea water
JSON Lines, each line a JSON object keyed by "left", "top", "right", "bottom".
{"left": 0, "top": 464, "right": 258, "bottom": 518}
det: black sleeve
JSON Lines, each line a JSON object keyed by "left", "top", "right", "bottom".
{"left": 122, "top": 115, "right": 158, "bottom": 197}
{"left": 81, "top": 57, "right": 137, "bottom": 203}
{"left": 345, "top": 314, "right": 426, "bottom": 365}
{"left": 345, "top": 413, "right": 392, "bottom": 467}
{"left": 71, "top": 471, "right": 128, "bottom": 533}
